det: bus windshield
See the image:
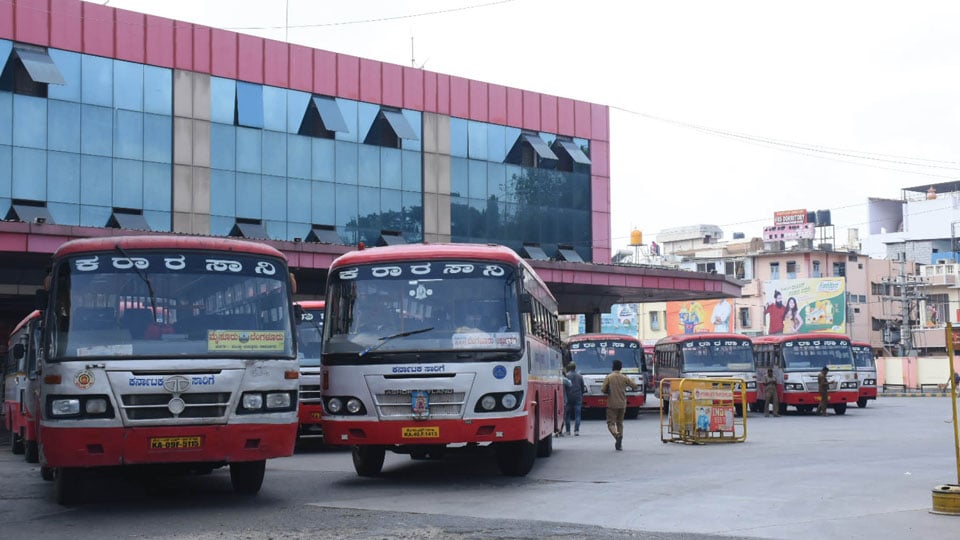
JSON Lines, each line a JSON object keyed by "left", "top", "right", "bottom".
{"left": 782, "top": 339, "right": 854, "bottom": 371}
{"left": 297, "top": 308, "right": 324, "bottom": 367}
{"left": 567, "top": 340, "right": 644, "bottom": 374}
{"left": 324, "top": 260, "right": 521, "bottom": 356}
{"left": 47, "top": 251, "right": 294, "bottom": 360}
{"left": 680, "top": 339, "right": 754, "bottom": 372}
{"left": 851, "top": 346, "right": 875, "bottom": 369}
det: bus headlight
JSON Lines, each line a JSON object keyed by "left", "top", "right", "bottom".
{"left": 346, "top": 398, "right": 363, "bottom": 414}
{"left": 480, "top": 395, "right": 497, "bottom": 411}
{"left": 242, "top": 393, "right": 264, "bottom": 410}
{"left": 266, "top": 392, "right": 291, "bottom": 409}
{"left": 327, "top": 397, "right": 343, "bottom": 413}
{"left": 745, "top": 381, "right": 756, "bottom": 390}
{"left": 52, "top": 398, "right": 80, "bottom": 416}
{"left": 500, "top": 393, "right": 518, "bottom": 409}
{"left": 784, "top": 383, "right": 804, "bottom": 391}
{"left": 841, "top": 382, "right": 858, "bottom": 389}
{"left": 85, "top": 398, "right": 107, "bottom": 414}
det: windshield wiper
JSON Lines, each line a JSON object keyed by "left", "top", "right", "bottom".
{"left": 359, "top": 326, "right": 434, "bottom": 357}
{"left": 115, "top": 244, "right": 159, "bottom": 322}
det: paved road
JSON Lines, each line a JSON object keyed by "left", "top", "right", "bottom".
{"left": 2, "top": 397, "right": 959, "bottom": 539}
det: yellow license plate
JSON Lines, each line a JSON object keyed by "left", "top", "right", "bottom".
{"left": 150, "top": 436, "right": 202, "bottom": 450}
{"left": 401, "top": 426, "right": 439, "bottom": 439}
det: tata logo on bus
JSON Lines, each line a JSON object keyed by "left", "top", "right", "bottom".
{"left": 774, "top": 209, "right": 807, "bottom": 225}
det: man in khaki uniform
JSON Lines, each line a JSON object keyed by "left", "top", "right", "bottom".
{"left": 601, "top": 359, "right": 638, "bottom": 451}
{"left": 816, "top": 366, "right": 830, "bottom": 416}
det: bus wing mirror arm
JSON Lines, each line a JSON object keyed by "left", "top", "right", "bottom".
{"left": 35, "top": 288, "right": 48, "bottom": 310}
{"left": 519, "top": 293, "right": 533, "bottom": 314}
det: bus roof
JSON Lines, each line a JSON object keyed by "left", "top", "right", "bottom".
{"left": 7, "top": 310, "right": 40, "bottom": 346}
{"left": 296, "top": 300, "right": 325, "bottom": 310}
{"left": 655, "top": 332, "right": 752, "bottom": 346}
{"left": 564, "top": 333, "right": 640, "bottom": 346}
{"left": 751, "top": 333, "right": 852, "bottom": 345}
{"left": 53, "top": 235, "right": 286, "bottom": 260}
{"left": 851, "top": 341, "right": 870, "bottom": 347}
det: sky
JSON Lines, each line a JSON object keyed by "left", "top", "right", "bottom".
{"left": 103, "top": 0, "right": 960, "bottom": 253}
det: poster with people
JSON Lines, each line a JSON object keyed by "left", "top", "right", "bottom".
{"left": 762, "top": 278, "right": 846, "bottom": 335}
{"left": 665, "top": 299, "right": 734, "bottom": 334}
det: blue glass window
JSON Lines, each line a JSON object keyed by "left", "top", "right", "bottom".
{"left": 503, "top": 165, "right": 522, "bottom": 203}
{"left": 143, "top": 113, "right": 172, "bottom": 163}
{"left": 46, "top": 49, "right": 81, "bottom": 102}
{"left": 287, "top": 178, "right": 311, "bottom": 223}
{"left": 143, "top": 162, "right": 171, "bottom": 211}
{"left": 380, "top": 147, "right": 401, "bottom": 190}
{"left": 402, "top": 191, "right": 421, "bottom": 236}
{"left": 210, "top": 123, "right": 236, "bottom": 170}
{"left": 262, "top": 85, "right": 286, "bottom": 132}
{"left": 235, "top": 172, "right": 261, "bottom": 218}
{"left": 209, "top": 169, "right": 236, "bottom": 216}
{"left": 142, "top": 210, "right": 171, "bottom": 232}
{"left": 381, "top": 188, "right": 402, "bottom": 216}
{"left": 287, "top": 134, "right": 311, "bottom": 179}
{"left": 358, "top": 145, "right": 379, "bottom": 187}
{"left": 80, "top": 205, "right": 111, "bottom": 228}
{"left": 80, "top": 155, "right": 112, "bottom": 205}
{"left": 450, "top": 157, "right": 468, "bottom": 198}
{"left": 81, "top": 55, "right": 112, "bottom": 107}
{"left": 210, "top": 77, "right": 236, "bottom": 124}
{"left": 357, "top": 102, "right": 379, "bottom": 143}
{"left": 209, "top": 215, "right": 233, "bottom": 236}
{"left": 113, "top": 60, "right": 143, "bottom": 111}
{"left": 335, "top": 183, "right": 358, "bottom": 228}
{"left": 143, "top": 66, "right": 171, "bottom": 115}
{"left": 311, "top": 180, "right": 336, "bottom": 225}
{"left": 47, "top": 151, "right": 80, "bottom": 204}
{"left": 0, "top": 92, "right": 11, "bottom": 145}
{"left": 358, "top": 186, "right": 379, "bottom": 227}
{"left": 12, "top": 147, "right": 45, "bottom": 200}
{"left": 261, "top": 175, "right": 286, "bottom": 221}
{"left": 114, "top": 109, "right": 143, "bottom": 160}
{"left": 286, "top": 90, "right": 311, "bottom": 133}
{"left": 0, "top": 144, "right": 11, "bottom": 198}
{"left": 112, "top": 159, "right": 143, "bottom": 208}
{"left": 262, "top": 131, "right": 286, "bottom": 176}
{"left": 236, "top": 82, "right": 264, "bottom": 128}
{"left": 47, "top": 202, "right": 79, "bottom": 226}
{"left": 47, "top": 100, "right": 80, "bottom": 153}
{"left": 486, "top": 124, "right": 507, "bottom": 162}
{"left": 468, "top": 159, "right": 487, "bottom": 200}
{"left": 401, "top": 150, "right": 421, "bottom": 192}
{"left": 335, "top": 141, "right": 358, "bottom": 184}
{"left": 334, "top": 99, "right": 358, "bottom": 143}
{"left": 487, "top": 162, "right": 506, "bottom": 201}
{"left": 311, "top": 138, "right": 335, "bottom": 181}
{"left": 401, "top": 110, "right": 422, "bottom": 152}
{"left": 236, "top": 127, "right": 261, "bottom": 173}
{"left": 12, "top": 94, "right": 46, "bottom": 148}
{"left": 81, "top": 104, "right": 112, "bottom": 156}
{"left": 263, "top": 220, "right": 285, "bottom": 241}
{"left": 450, "top": 117, "right": 468, "bottom": 158}
{"left": 468, "top": 121, "right": 487, "bottom": 161}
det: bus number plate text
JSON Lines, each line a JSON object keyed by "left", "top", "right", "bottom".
{"left": 150, "top": 436, "right": 202, "bottom": 450}
{"left": 402, "top": 426, "right": 439, "bottom": 439}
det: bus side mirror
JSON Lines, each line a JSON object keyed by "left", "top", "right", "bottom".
{"left": 35, "top": 288, "right": 48, "bottom": 310}
{"left": 293, "top": 303, "right": 305, "bottom": 321}
{"left": 519, "top": 293, "right": 533, "bottom": 314}
{"left": 12, "top": 343, "right": 25, "bottom": 360}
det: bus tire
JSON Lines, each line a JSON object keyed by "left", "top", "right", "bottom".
{"left": 495, "top": 440, "right": 536, "bottom": 477}
{"left": 11, "top": 431, "right": 24, "bottom": 455}
{"left": 54, "top": 467, "right": 82, "bottom": 505}
{"left": 626, "top": 407, "right": 639, "bottom": 420}
{"left": 797, "top": 405, "right": 814, "bottom": 414}
{"left": 833, "top": 403, "right": 847, "bottom": 415}
{"left": 24, "top": 440, "right": 38, "bottom": 463}
{"left": 857, "top": 398, "right": 868, "bottom": 408}
{"left": 778, "top": 403, "right": 788, "bottom": 415}
{"left": 230, "top": 460, "right": 266, "bottom": 495}
{"left": 352, "top": 445, "right": 385, "bottom": 477}
{"left": 41, "top": 466, "right": 54, "bottom": 481}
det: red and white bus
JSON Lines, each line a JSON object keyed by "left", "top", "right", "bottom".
{"left": 643, "top": 342, "right": 656, "bottom": 393}
{"left": 295, "top": 300, "right": 325, "bottom": 441}
{"left": 752, "top": 333, "right": 858, "bottom": 415}
{"left": 3, "top": 310, "right": 42, "bottom": 462}
{"left": 851, "top": 341, "right": 877, "bottom": 408}
{"left": 37, "top": 235, "right": 299, "bottom": 503}
{"left": 652, "top": 333, "right": 758, "bottom": 414}
{"left": 562, "top": 334, "right": 647, "bottom": 418}
{"left": 320, "top": 243, "right": 563, "bottom": 477}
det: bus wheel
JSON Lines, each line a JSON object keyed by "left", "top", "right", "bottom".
{"left": 626, "top": 407, "right": 640, "bottom": 420}
{"left": 733, "top": 404, "right": 743, "bottom": 418}
{"left": 24, "top": 440, "right": 39, "bottom": 463}
{"left": 536, "top": 430, "right": 553, "bottom": 458}
{"left": 11, "top": 432, "right": 24, "bottom": 455}
{"left": 797, "top": 405, "right": 813, "bottom": 414}
{"left": 352, "top": 445, "right": 386, "bottom": 477}
{"left": 41, "top": 466, "right": 54, "bottom": 481}
{"left": 833, "top": 403, "right": 847, "bottom": 415}
{"left": 778, "top": 403, "right": 788, "bottom": 415}
{"left": 230, "top": 460, "right": 266, "bottom": 495}
{"left": 857, "top": 398, "right": 868, "bottom": 408}
{"left": 54, "top": 467, "right": 83, "bottom": 505}
{"left": 496, "top": 440, "right": 536, "bottom": 477}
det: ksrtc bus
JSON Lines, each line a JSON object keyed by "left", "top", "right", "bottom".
{"left": 321, "top": 243, "right": 563, "bottom": 477}
{"left": 643, "top": 343, "right": 656, "bottom": 393}
{"left": 3, "top": 310, "right": 42, "bottom": 462}
{"left": 562, "top": 334, "right": 647, "bottom": 418}
{"left": 851, "top": 341, "right": 877, "bottom": 408}
{"left": 37, "top": 236, "right": 299, "bottom": 503}
{"left": 295, "top": 300, "right": 325, "bottom": 440}
{"left": 752, "top": 333, "right": 858, "bottom": 415}
{"left": 652, "top": 333, "right": 757, "bottom": 414}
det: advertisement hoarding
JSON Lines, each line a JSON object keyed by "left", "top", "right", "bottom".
{"left": 666, "top": 299, "right": 734, "bottom": 334}
{"left": 762, "top": 277, "right": 846, "bottom": 335}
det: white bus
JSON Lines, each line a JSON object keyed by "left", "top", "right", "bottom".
{"left": 851, "top": 341, "right": 877, "bottom": 408}
{"left": 295, "top": 300, "right": 325, "bottom": 440}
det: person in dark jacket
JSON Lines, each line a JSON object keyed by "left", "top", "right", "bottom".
{"left": 564, "top": 362, "right": 586, "bottom": 436}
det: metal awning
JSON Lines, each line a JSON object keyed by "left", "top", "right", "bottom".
{"left": 230, "top": 221, "right": 269, "bottom": 239}
{"left": 12, "top": 45, "right": 65, "bottom": 85}
{"left": 106, "top": 211, "right": 151, "bottom": 231}
{"left": 523, "top": 133, "right": 558, "bottom": 162}
{"left": 5, "top": 203, "right": 56, "bottom": 224}
{"left": 313, "top": 96, "right": 348, "bottom": 133}
{"left": 382, "top": 110, "right": 418, "bottom": 140}
{"left": 556, "top": 139, "right": 591, "bottom": 165}
{"left": 521, "top": 244, "right": 550, "bottom": 261}
{"left": 306, "top": 225, "right": 342, "bottom": 244}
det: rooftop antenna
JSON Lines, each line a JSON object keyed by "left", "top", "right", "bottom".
{"left": 411, "top": 36, "right": 415, "bottom": 67}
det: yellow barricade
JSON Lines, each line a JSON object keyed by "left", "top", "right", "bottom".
{"left": 659, "top": 378, "right": 748, "bottom": 444}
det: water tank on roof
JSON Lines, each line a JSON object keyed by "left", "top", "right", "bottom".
{"left": 630, "top": 229, "right": 643, "bottom": 246}
{"left": 816, "top": 209, "right": 831, "bottom": 226}
{"left": 807, "top": 211, "right": 817, "bottom": 224}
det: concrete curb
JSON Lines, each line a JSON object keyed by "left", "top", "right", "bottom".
{"left": 880, "top": 393, "right": 956, "bottom": 398}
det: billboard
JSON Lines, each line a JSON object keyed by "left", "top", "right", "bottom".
{"left": 666, "top": 299, "right": 735, "bottom": 334}
{"left": 774, "top": 209, "right": 807, "bottom": 225}
{"left": 762, "top": 278, "right": 846, "bottom": 335}
{"left": 576, "top": 304, "right": 639, "bottom": 337}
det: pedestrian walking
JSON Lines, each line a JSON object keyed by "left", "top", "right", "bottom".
{"left": 762, "top": 368, "right": 780, "bottom": 417}
{"left": 816, "top": 366, "right": 830, "bottom": 416}
{"left": 601, "top": 359, "right": 638, "bottom": 451}
{"left": 563, "top": 362, "right": 586, "bottom": 436}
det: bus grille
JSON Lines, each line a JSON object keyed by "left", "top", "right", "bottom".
{"left": 121, "top": 393, "right": 231, "bottom": 420}
{"left": 300, "top": 384, "right": 323, "bottom": 404}
{"left": 375, "top": 391, "right": 466, "bottom": 418}
{"left": 804, "top": 382, "right": 838, "bottom": 392}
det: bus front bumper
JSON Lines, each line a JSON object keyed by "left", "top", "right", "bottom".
{"left": 322, "top": 415, "right": 529, "bottom": 446}
{"left": 782, "top": 390, "right": 859, "bottom": 406}
{"left": 582, "top": 394, "right": 646, "bottom": 409}
{"left": 298, "top": 403, "right": 325, "bottom": 437}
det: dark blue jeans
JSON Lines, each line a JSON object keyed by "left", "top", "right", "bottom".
{"left": 565, "top": 397, "right": 582, "bottom": 433}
